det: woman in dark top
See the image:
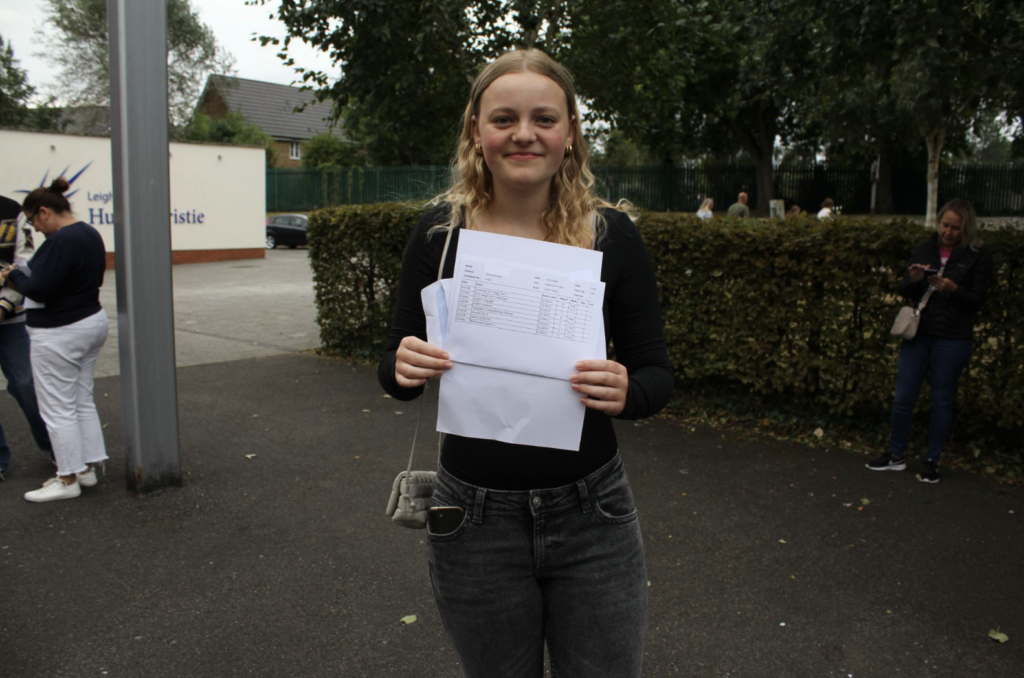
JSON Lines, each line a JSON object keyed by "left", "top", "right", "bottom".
{"left": 2, "top": 178, "right": 109, "bottom": 502}
{"left": 867, "top": 199, "right": 993, "bottom": 483}
{"left": 378, "top": 49, "right": 672, "bottom": 677}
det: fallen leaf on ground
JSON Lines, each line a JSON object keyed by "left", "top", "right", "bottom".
{"left": 813, "top": 427, "right": 824, "bottom": 439}
{"left": 778, "top": 539, "right": 787, "bottom": 544}
{"left": 400, "top": 615, "right": 417, "bottom": 625}
{"left": 244, "top": 454, "right": 257, "bottom": 460}
{"left": 989, "top": 629, "right": 1009, "bottom": 643}
{"left": 861, "top": 498, "right": 872, "bottom": 506}
{"left": 362, "top": 409, "right": 371, "bottom": 413}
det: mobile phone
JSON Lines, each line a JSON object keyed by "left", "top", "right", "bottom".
{"left": 923, "top": 267, "right": 939, "bottom": 275}
{"left": 428, "top": 506, "right": 465, "bottom": 534}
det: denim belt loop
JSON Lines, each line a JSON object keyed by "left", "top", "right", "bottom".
{"left": 472, "top": 488, "right": 487, "bottom": 524}
{"left": 576, "top": 480, "right": 591, "bottom": 514}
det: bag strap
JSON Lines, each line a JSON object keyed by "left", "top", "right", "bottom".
{"left": 914, "top": 264, "right": 946, "bottom": 317}
{"left": 405, "top": 226, "right": 457, "bottom": 478}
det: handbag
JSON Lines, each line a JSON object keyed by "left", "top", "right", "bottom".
{"left": 890, "top": 265, "right": 944, "bottom": 340}
{"left": 383, "top": 383, "right": 441, "bottom": 529}
{"left": 384, "top": 226, "right": 455, "bottom": 529}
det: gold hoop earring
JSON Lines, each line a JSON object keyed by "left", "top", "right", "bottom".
{"left": 474, "top": 143, "right": 482, "bottom": 155}
{"left": 565, "top": 143, "right": 573, "bottom": 155}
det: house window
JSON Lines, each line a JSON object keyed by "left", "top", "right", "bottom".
{"left": 289, "top": 142, "right": 301, "bottom": 160}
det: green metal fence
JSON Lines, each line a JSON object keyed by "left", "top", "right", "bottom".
{"left": 267, "top": 163, "right": 1024, "bottom": 216}
{"left": 266, "top": 166, "right": 450, "bottom": 213}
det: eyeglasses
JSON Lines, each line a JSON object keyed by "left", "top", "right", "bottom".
{"left": 25, "top": 210, "right": 38, "bottom": 226}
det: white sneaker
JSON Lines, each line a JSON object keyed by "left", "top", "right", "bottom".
{"left": 78, "top": 467, "right": 98, "bottom": 487}
{"left": 24, "top": 476, "right": 81, "bottom": 503}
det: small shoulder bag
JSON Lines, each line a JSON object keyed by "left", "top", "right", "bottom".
{"left": 384, "top": 227, "right": 455, "bottom": 529}
{"left": 890, "top": 265, "right": 944, "bottom": 340}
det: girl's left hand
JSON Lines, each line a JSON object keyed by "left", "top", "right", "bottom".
{"left": 929, "top": 275, "right": 958, "bottom": 293}
{"left": 571, "top": 360, "right": 629, "bottom": 416}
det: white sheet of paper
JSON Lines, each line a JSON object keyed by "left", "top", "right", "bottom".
{"left": 447, "top": 257, "right": 605, "bottom": 380}
{"left": 421, "top": 230, "right": 606, "bottom": 451}
{"left": 422, "top": 278, "right": 594, "bottom": 450}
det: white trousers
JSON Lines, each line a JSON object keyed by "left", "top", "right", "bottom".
{"left": 28, "top": 310, "right": 109, "bottom": 476}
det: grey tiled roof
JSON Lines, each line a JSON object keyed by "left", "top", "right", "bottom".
{"left": 202, "top": 75, "right": 338, "bottom": 141}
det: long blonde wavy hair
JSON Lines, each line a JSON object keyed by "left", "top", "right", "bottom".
{"left": 431, "top": 49, "right": 623, "bottom": 248}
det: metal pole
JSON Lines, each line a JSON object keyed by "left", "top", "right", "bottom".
{"left": 107, "top": 0, "right": 182, "bottom": 493}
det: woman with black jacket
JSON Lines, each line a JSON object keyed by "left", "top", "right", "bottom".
{"left": 867, "top": 199, "right": 993, "bottom": 483}
{"left": 1, "top": 178, "right": 109, "bottom": 502}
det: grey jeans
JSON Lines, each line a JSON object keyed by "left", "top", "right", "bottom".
{"left": 428, "top": 455, "right": 648, "bottom": 678}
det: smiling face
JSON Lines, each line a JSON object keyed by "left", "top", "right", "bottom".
{"left": 472, "top": 70, "right": 574, "bottom": 198}
{"left": 938, "top": 210, "right": 963, "bottom": 248}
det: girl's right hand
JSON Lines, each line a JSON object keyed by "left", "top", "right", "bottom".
{"left": 395, "top": 336, "right": 452, "bottom": 388}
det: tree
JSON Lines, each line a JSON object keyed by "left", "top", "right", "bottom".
{"left": 251, "top": 0, "right": 571, "bottom": 164}
{"left": 0, "top": 35, "right": 60, "bottom": 130}
{"left": 822, "top": 0, "right": 1024, "bottom": 225}
{"left": 567, "top": 0, "right": 821, "bottom": 215}
{"left": 39, "top": 0, "right": 234, "bottom": 126}
{"left": 183, "top": 112, "right": 277, "bottom": 166}
{"left": 302, "top": 131, "right": 366, "bottom": 167}
{"left": 801, "top": 4, "right": 925, "bottom": 214}
{"left": 589, "top": 128, "right": 659, "bottom": 166}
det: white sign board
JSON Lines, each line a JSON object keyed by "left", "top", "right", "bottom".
{"left": 0, "top": 129, "right": 265, "bottom": 254}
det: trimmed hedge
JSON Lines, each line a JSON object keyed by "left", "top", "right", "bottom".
{"left": 308, "top": 204, "right": 1024, "bottom": 470}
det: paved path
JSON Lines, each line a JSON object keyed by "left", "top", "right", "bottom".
{"left": 0, "top": 249, "right": 1022, "bottom": 678}
{"left": 0, "top": 249, "right": 319, "bottom": 388}
{"left": 96, "top": 249, "right": 321, "bottom": 378}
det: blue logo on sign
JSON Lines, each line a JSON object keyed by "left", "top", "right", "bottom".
{"left": 16, "top": 162, "right": 93, "bottom": 198}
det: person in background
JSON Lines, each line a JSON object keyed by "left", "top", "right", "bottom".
{"left": 867, "top": 199, "right": 993, "bottom": 483}
{"left": 786, "top": 204, "right": 802, "bottom": 217}
{"left": 696, "top": 197, "right": 714, "bottom": 219}
{"left": 0, "top": 195, "right": 52, "bottom": 480}
{"left": 379, "top": 49, "right": 673, "bottom": 677}
{"left": 1, "top": 178, "right": 109, "bottom": 502}
{"left": 817, "top": 198, "right": 835, "bottom": 219}
{"left": 726, "top": 191, "right": 750, "bottom": 218}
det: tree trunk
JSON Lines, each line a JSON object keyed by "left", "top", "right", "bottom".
{"left": 924, "top": 126, "right": 946, "bottom": 228}
{"left": 753, "top": 155, "right": 774, "bottom": 217}
{"left": 729, "top": 105, "right": 777, "bottom": 217}
{"left": 875, "top": 140, "right": 895, "bottom": 214}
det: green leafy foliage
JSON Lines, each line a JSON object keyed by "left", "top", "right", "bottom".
{"left": 309, "top": 204, "right": 1024, "bottom": 472}
{"left": 39, "top": 0, "right": 234, "bottom": 126}
{"left": 301, "top": 132, "right": 366, "bottom": 168}
{"left": 0, "top": 35, "right": 60, "bottom": 130}
{"left": 184, "top": 112, "right": 277, "bottom": 166}
{"left": 307, "top": 203, "right": 424, "bottom": 360}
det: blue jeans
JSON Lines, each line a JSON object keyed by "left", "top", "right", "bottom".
{"left": 428, "top": 455, "right": 648, "bottom": 678}
{"left": 0, "top": 322, "right": 52, "bottom": 468}
{"left": 889, "top": 333, "right": 974, "bottom": 462}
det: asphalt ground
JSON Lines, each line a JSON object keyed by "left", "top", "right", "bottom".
{"left": 1, "top": 250, "right": 1022, "bottom": 678}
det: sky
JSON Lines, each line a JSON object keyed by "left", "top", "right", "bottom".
{"left": 0, "top": 0, "right": 338, "bottom": 97}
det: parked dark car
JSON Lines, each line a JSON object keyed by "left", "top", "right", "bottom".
{"left": 265, "top": 214, "right": 308, "bottom": 249}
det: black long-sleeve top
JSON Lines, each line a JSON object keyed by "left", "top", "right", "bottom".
{"left": 898, "top": 234, "right": 993, "bottom": 340}
{"left": 378, "top": 205, "right": 673, "bottom": 490}
{"left": 7, "top": 221, "right": 105, "bottom": 328}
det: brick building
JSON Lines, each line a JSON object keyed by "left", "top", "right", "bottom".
{"left": 195, "top": 75, "right": 342, "bottom": 168}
